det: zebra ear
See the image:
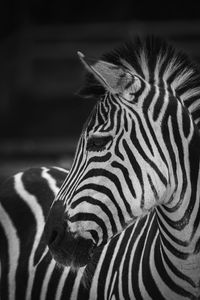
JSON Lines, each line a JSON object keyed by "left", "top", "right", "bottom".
{"left": 77, "top": 51, "right": 141, "bottom": 97}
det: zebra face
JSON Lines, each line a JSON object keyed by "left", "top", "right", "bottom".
{"left": 63, "top": 89, "right": 170, "bottom": 243}
{"left": 44, "top": 50, "right": 193, "bottom": 268}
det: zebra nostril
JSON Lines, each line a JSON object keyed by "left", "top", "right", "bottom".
{"left": 44, "top": 200, "right": 66, "bottom": 248}
{"left": 48, "top": 225, "right": 65, "bottom": 247}
{"left": 49, "top": 229, "right": 59, "bottom": 246}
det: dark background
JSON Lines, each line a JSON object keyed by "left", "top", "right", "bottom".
{"left": 0, "top": 1, "right": 200, "bottom": 182}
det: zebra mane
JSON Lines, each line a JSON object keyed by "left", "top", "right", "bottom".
{"left": 80, "top": 36, "right": 200, "bottom": 129}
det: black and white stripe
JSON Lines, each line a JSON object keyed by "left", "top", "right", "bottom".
{"left": 1, "top": 36, "right": 200, "bottom": 299}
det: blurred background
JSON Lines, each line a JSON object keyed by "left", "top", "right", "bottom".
{"left": 0, "top": 0, "right": 200, "bottom": 183}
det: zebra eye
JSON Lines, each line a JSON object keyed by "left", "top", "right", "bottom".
{"left": 86, "top": 135, "right": 112, "bottom": 152}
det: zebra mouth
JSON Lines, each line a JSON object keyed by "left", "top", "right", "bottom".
{"left": 48, "top": 233, "right": 95, "bottom": 269}
{"left": 50, "top": 249, "right": 94, "bottom": 269}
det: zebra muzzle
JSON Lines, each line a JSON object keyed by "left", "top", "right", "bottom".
{"left": 44, "top": 200, "right": 95, "bottom": 268}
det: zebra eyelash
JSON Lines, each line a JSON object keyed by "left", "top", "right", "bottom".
{"left": 86, "top": 135, "right": 113, "bottom": 152}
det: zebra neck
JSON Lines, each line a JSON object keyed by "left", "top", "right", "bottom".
{"left": 156, "top": 155, "right": 200, "bottom": 289}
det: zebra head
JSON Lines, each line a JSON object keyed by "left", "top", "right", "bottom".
{"left": 44, "top": 37, "right": 200, "bottom": 269}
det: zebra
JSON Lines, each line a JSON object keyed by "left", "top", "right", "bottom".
{"left": 44, "top": 36, "right": 200, "bottom": 299}
{"left": 0, "top": 167, "right": 70, "bottom": 299}
{"left": 1, "top": 36, "right": 200, "bottom": 299}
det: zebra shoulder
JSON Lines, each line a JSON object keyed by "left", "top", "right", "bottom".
{"left": 0, "top": 166, "right": 68, "bottom": 263}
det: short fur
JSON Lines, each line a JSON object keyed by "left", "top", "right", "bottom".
{"left": 80, "top": 36, "right": 200, "bottom": 128}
